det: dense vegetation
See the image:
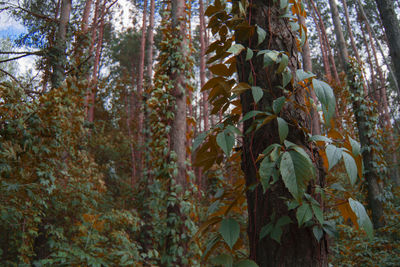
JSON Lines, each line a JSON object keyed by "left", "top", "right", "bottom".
{"left": 0, "top": 0, "right": 399, "bottom": 266}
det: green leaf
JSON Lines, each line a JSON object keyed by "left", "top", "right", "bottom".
{"left": 259, "top": 223, "right": 273, "bottom": 240}
{"left": 312, "top": 79, "right": 336, "bottom": 124}
{"left": 226, "top": 125, "right": 242, "bottom": 136}
{"left": 227, "top": 44, "right": 245, "bottom": 55}
{"left": 349, "top": 136, "right": 361, "bottom": 157}
{"left": 343, "top": 151, "right": 358, "bottom": 186}
{"left": 348, "top": 198, "right": 374, "bottom": 240}
{"left": 251, "top": 86, "right": 263, "bottom": 104}
{"left": 277, "top": 117, "right": 288, "bottom": 143}
{"left": 280, "top": 151, "right": 298, "bottom": 199}
{"left": 234, "top": 259, "right": 259, "bottom": 267}
{"left": 296, "top": 69, "right": 316, "bottom": 82}
{"left": 277, "top": 54, "right": 288, "bottom": 73}
{"left": 280, "top": 0, "right": 289, "bottom": 9}
{"left": 219, "top": 218, "right": 240, "bottom": 249}
{"left": 273, "top": 96, "right": 286, "bottom": 114}
{"left": 311, "top": 203, "right": 324, "bottom": 224}
{"left": 240, "top": 111, "right": 266, "bottom": 122}
{"left": 259, "top": 158, "right": 275, "bottom": 192}
{"left": 309, "top": 135, "right": 331, "bottom": 143}
{"left": 282, "top": 69, "right": 292, "bottom": 87}
{"left": 246, "top": 48, "right": 253, "bottom": 61}
{"left": 313, "top": 226, "right": 323, "bottom": 242}
{"left": 262, "top": 50, "right": 280, "bottom": 67}
{"left": 326, "top": 144, "right": 342, "bottom": 171}
{"left": 212, "top": 254, "right": 233, "bottom": 267}
{"left": 257, "top": 25, "right": 266, "bottom": 46}
{"left": 296, "top": 203, "right": 313, "bottom": 226}
{"left": 217, "top": 131, "right": 235, "bottom": 156}
{"left": 193, "top": 132, "right": 207, "bottom": 151}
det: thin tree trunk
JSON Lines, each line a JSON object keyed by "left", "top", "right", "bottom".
{"left": 374, "top": 0, "right": 400, "bottom": 95}
{"left": 199, "top": 0, "right": 209, "bottom": 132}
{"left": 146, "top": 0, "right": 155, "bottom": 84}
{"left": 341, "top": 0, "right": 361, "bottom": 64}
{"left": 51, "top": 0, "right": 72, "bottom": 89}
{"left": 298, "top": 12, "right": 321, "bottom": 136}
{"left": 328, "top": 0, "right": 385, "bottom": 229}
{"left": 239, "top": 1, "right": 328, "bottom": 265}
{"left": 328, "top": 0, "right": 348, "bottom": 71}
{"left": 87, "top": 0, "right": 106, "bottom": 123}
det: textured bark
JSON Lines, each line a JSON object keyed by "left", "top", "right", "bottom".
{"left": 341, "top": 0, "right": 361, "bottom": 64}
{"left": 328, "top": 0, "right": 348, "bottom": 71}
{"left": 51, "top": 0, "right": 72, "bottom": 89}
{"left": 146, "top": 0, "right": 155, "bottom": 84}
{"left": 170, "top": 0, "right": 187, "bottom": 186}
{"left": 199, "top": 0, "right": 209, "bottom": 132}
{"left": 375, "top": 0, "right": 400, "bottom": 95}
{"left": 87, "top": 0, "right": 106, "bottom": 123}
{"left": 238, "top": 1, "right": 327, "bottom": 266}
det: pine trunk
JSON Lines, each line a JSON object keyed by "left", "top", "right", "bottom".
{"left": 238, "top": 1, "right": 328, "bottom": 266}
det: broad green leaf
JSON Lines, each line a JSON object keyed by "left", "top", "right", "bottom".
{"left": 348, "top": 198, "right": 374, "bottom": 240}
{"left": 280, "top": 0, "right": 289, "bottom": 9}
{"left": 226, "top": 125, "right": 242, "bottom": 136}
{"left": 256, "top": 25, "right": 266, "bottom": 46}
{"left": 259, "top": 223, "right": 273, "bottom": 240}
{"left": 227, "top": 44, "right": 245, "bottom": 56}
{"left": 322, "top": 221, "right": 339, "bottom": 238}
{"left": 296, "top": 69, "right": 316, "bottom": 82}
{"left": 211, "top": 254, "right": 233, "bottom": 267}
{"left": 273, "top": 96, "right": 286, "bottom": 114}
{"left": 289, "top": 149, "right": 314, "bottom": 187}
{"left": 193, "top": 132, "right": 207, "bottom": 151}
{"left": 326, "top": 144, "right": 342, "bottom": 170}
{"left": 234, "top": 259, "right": 259, "bottom": 267}
{"left": 313, "top": 226, "right": 323, "bottom": 242}
{"left": 309, "top": 135, "right": 331, "bottom": 143}
{"left": 276, "top": 215, "right": 292, "bottom": 227}
{"left": 349, "top": 136, "right": 361, "bottom": 157}
{"left": 263, "top": 51, "right": 280, "bottom": 67}
{"left": 277, "top": 54, "right": 288, "bottom": 73}
{"left": 296, "top": 203, "right": 313, "bottom": 226}
{"left": 246, "top": 48, "right": 253, "bottom": 61}
{"left": 219, "top": 218, "right": 240, "bottom": 249}
{"left": 259, "top": 158, "right": 275, "bottom": 193}
{"left": 217, "top": 131, "right": 235, "bottom": 156}
{"left": 311, "top": 203, "right": 324, "bottom": 224}
{"left": 240, "top": 110, "right": 266, "bottom": 122}
{"left": 262, "top": 143, "right": 282, "bottom": 156}
{"left": 232, "top": 82, "right": 251, "bottom": 94}
{"left": 312, "top": 79, "right": 335, "bottom": 124}
{"left": 277, "top": 117, "right": 288, "bottom": 143}
{"left": 251, "top": 86, "right": 263, "bottom": 104}
{"left": 280, "top": 151, "right": 298, "bottom": 199}
{"left": 343, "top": 151, "right": 357, "bottom": 186}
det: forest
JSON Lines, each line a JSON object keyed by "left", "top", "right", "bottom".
{"left": 0, "top": 0, "right": 399, "bottom": 266}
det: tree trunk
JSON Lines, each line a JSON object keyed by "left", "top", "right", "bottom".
{"left": 51, "top": 0, "right": 72, "bottom": 89}
{"left": 328, "top": 0, "right": 385, "bottom": 229}
{"left": 199, "top": 0, "right": 209, "bottom": 132}
{"left": 375, "top": 0, "right": 400, "bottom": 95}
{"left": 170, "top": 0, "right": 187, "bottom": 186}
{"left": 298, "top": 13, "right": 321, "bottom": 136}
{"left": 146, "top": 0, "right": 155, "bottom": 84}
{"left": 328, "top": 0, "right": 348, "bottom": 71}
{"left": 87, "top": 0, "right": 106, "bottom": 123}
{"left": 238, "top": 1, "right": 328, "bottom": 266}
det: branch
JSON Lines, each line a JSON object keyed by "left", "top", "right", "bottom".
{"left": 3, "top": 3, "right": 58, "bottom": 23}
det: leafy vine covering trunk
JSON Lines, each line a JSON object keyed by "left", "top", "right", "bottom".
{"left": 237, "top": 1, "right": 328, "bottom": 266}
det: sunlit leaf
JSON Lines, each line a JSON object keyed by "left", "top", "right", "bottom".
{"left": 227, "top": 44, "right": 245, "bottom": 56}
{"left": 348, "top": 198, "right": 374, "bottom": 240}
{"left": 256, "top": 25, "right": 266, "bottom": 46}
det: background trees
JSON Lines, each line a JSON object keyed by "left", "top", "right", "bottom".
{"left": 0, "top": 0, "right": 399, "bottom": 266}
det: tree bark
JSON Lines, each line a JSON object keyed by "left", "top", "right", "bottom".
{"left": 328, "top": 0, "right": 348, "bottom": 71}
{"left": 238, "top": 1, "right": 328, "bottom": 266}
{"left": 199, "top": 0, "right": 209, "bottom": 132}
{"left": 375, "top": 0, "right": 400, "bottom": 95}
{"left": 146, "top": 0, "right": 155, "bottom": 84}
{"left": 170, "top": 0, "right": 187, "bottom": 186}
{"left": 51, "top": 0, "right": 72, "bottom": 89}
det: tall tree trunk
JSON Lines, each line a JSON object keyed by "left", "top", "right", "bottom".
{"left": 298, "top": 13, "right": 321, "bottom": 136}
{"left": 135, "top": 0, "right": 148, "bottom": 181}
{"left": 328, "top": 0, "right": 385, "bottom": 229}
{"left": 51, "top": 0, "right": 72, "bottom": 88}
{"left": 328, "top": 0, "right": 348, "bottom": 71}
{"left": 199, "top": 0, "right": 209, "bottom": 132}
{"left": 170, "top": 0, "right": 187, "bottom": 186}
{"left": 238, "top": 1, "right": 328, "bottom": 266}
{"left": 374, "top": 0, "right": 400, "bottom": 95}
{"left": 87, "top": 0, "right": 106, "bottom": 123}
{"left": 341, "top": 0, "right": 361, "bottom": 64}
{"left": 146, "top": 0, "right": 155, "bottom": 84}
